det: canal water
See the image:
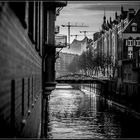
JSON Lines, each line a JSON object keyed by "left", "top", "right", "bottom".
{"left": 47, "top": 84, "right": 140, "bottom": 139}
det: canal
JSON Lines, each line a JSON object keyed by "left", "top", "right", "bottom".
{"left": 47, "top": 84, "right": 140, "bottom": 139}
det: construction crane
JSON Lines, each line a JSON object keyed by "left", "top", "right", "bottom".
{"left": 61, "top": 22, "right": 88, "bottom": 48}
{"left": 79, "top": 31, "right": 98, "bottom": 37}
{"left": 70, "top": 34, "right": 94, "bottom": 40}
{"left": 70, "top": 34, "right": 83, "bottom": 40}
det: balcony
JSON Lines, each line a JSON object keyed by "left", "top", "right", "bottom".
{"left": 55, "top": 34, "right": 67, "bottom": 48}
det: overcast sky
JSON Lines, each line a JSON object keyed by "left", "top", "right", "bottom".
{"left": 56, "top": 1, "right": 140, "bottom": 44}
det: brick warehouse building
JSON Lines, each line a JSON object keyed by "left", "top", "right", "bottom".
{"left": 89, "top": 7, "right": 140, "bottom": 111}
{"left": 121, "top": 9, "right": 140, "bottom": 83}
{"left": 0, "top": 1, "right": 66, "bottom": 138}
{"left": 118, "top": 8, "right": 140, "bottom": 108}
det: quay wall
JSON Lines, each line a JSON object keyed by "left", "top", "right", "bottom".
{"left": 80, "top": 81, "right": 140, "bottom": 115}
{"left": 102, "top": 80, "right": 140, "bottom": 113}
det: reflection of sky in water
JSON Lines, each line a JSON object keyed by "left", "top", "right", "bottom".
{"left": 48, "top": 84, "right": 140, "bottom": 139}
{"left": 50, "top": 89, "right": 82, "bottom": 114}
{"left": 55, "top": 84, "right": 73, "bottom": 89}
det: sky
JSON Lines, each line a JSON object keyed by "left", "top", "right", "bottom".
{"left": 56, "top": 1, "right": 140, "bottom": 44}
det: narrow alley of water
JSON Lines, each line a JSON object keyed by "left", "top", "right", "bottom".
{"left": 47, "top": 84, "right": 140, "bottom": 139}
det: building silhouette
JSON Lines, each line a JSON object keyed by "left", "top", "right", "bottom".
{"left": 89, "top": 6, "right": 140, "bottom": 112}
{"left": 0, "top": 1, "right": 67, "bottom": 138}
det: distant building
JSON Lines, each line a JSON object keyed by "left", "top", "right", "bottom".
{"left": 89, "top": 6, "right": 140, "bottom": 113}
{"left": 89, "top": 6, "right": 140, "bottom": 83}
{"left": 62, "top": 36, "right": 92, "bottom": 55}
{"left": 93, "top": 32, "right": 101, "bottom": 42}
{"left": 55, "top": 52, "right": 79, "bottom": 77}
{"left": 121, "top": 8, "right": 140, "bottom": 83}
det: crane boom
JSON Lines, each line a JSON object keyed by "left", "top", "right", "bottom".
{"left": 61, "top": 22, "right": 88, "bottom": 48}
{"left": 70, "top": 34, "right": 84, "bottom": 39}
{"left": 80, "top": 30, "right": 98, "bottom": 37}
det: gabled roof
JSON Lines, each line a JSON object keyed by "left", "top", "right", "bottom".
{"left": 69, "top": 37, "right": 90, "bottom": 54}
{"left": 70, "top": 36, "right": 89, "bottom": 46}
{"left": 123, "top": 9, "right": 140, "bottom": 33}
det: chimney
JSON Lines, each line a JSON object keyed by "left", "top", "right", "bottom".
{"left": 120, "top": 6, "right": 124, "bottom": 19}
{"left": 110, "top": 17, "right": 112, "bottom": 24}
{"left": 127, "top": 8, "right": 135, "bottom": 21}
{"left": 115, "top": 11, "right": 117, "bottom": 19}
{"left": 121, "top": 6, "right": 124, "bottom": 13}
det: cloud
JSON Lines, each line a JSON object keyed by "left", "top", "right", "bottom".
{"left": 56, "top": 1, "right": 140, "bottom": 44}
{"left": 75, "top": 1, "right": 140, "bottom": 12}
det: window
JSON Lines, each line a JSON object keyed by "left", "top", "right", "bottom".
{"left": 22, "top": 79, "right": 24, "bottom": 116}
{"left": 32, "top": 77, "right": 34, "bottom": 104}
{"left": 136, "top": 40, "right": 140, "bottom": 46}
{"left": 118, "top": 67, "right": 121, "bottom": 78}
{"left": 133, "top": 50, "right": 140, "bottom": 68}
{"left": 28, "top": 78, "right": 30, "bottom": 108}
{"left": 138, "top": 50, "right": 140, "bottom": 68}
{"left": 139, "top": 50, "right": 140, "bottom": 57}
{"left": 128, "top": 40, "right": 133, "bottom": 46}
{"left": 28, "top": 2, "right": 34, "bottom": 43}
{"left": 131, "top": 22, "right": 137, "bottom": 32}
{"left": 133, "top": 40, "right": 136, "bottom": 46}
{"left": 11, "top": 80, "right": 15, "bottom": 133}
{"left": 128, "top": 46, "right": 133, "bottom": 59}
{"left": 27, "top": 2, "right": 41, "bottom": 54}
{"left": 124, "top": 73, "right": 127, "bottom": 79}
{"left": 128, "top": 51, "right": 133, "bottom": 59}
{"left": 132, "top": 26, "right": 137, "bottom": 32}
{"left": 35, "top": 2, "right": 39, "bottom": 51}
{"left": 126, "top": 39, "right": 135, "bottom": 46}
{"left": 125, "top": 40, "right": 128, "bottom": 46}
{"left": 128, "top": 73, "right": 131, "bottom": 80}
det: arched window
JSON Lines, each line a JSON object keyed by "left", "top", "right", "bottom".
{"left": 131, "top": 22, "right": 137, "bottom": 32}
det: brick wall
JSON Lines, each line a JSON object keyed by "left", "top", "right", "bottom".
{"left": 0, "top": 4, "right": 42, "bottom": 137}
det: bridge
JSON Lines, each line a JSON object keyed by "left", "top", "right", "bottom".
{"left": 56, "top": 73, "right": 106, "bottom": 84}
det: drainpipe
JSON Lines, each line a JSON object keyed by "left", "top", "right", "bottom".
{"left": 41, "top": 3, "right": 56, "bottom": 138}
{"left": 41, "top": 1, "right": 67, "bottom": 138}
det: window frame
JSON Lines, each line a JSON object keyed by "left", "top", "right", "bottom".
{"left": 136, "top": 40, "right": 140, "bottom": 46}
{"left": 132, "top": 26, "right": 137, "bottom": 32}
{"left": 131, "top": 22, "right": 137, "bottom": 32}
{"left": 127, "top": 46, "right": 133, "bottom": 59}
{"left": 128, "top": 40, "right": 133, "bottom": 46}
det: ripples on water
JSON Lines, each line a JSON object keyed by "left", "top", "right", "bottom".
{"left": 47, "top": 84, "right": 140, "bottom": 139}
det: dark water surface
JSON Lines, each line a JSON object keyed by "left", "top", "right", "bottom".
{"left": 47, "top": 84, "right": 140, "bottom": 139}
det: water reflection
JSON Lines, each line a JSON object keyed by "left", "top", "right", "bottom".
{"left": 47, "top": 84, "right": 140, "bottom": 139}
